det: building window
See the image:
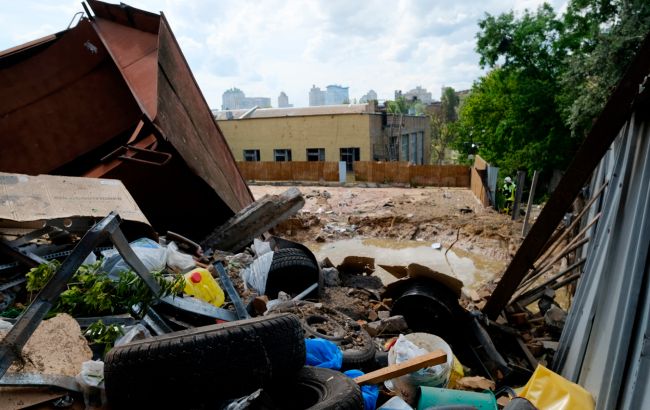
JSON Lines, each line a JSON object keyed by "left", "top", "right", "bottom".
{"left": 340, "top": 147, "right": 360, "bottom": 171}
{"left": 401, "top": 134, "right": 409, "bottom": 162}
{"left": 243, "top": 149, "right": 260, "bottom": 162}
{"left": 274, "top": 149, "right": 292, "bottom": 162}
{"left": 306, "top": 148, "right": 325, "bottom": 161}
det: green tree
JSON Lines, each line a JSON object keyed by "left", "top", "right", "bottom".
{"left": 440, "top": 87, "right": 459, "bottom": 122}
{"left": 459, "top": 68, "right": 578, "bottom": 178}
{"left": 460, "top": 5, "right": 576, "bottom": 178}
{"left": 558, "top": 0, "right": 650, "bottom": 137}
{"left": 431, "top": 87, "right": 461, "bottom": 164}
{"left": 386, "top": 96, "right": 410, "bottom": 114}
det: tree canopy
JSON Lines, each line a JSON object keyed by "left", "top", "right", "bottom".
{"left": 459, "top": 0, "right": 650, "bottom": 180}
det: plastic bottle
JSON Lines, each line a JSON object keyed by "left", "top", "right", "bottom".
{"left": 183, "top": 268, "right": 225, "bottom": 307}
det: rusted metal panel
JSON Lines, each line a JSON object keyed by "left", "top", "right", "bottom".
{"left": 155, "top": 14, "right": 253, "bottom": 211}
{"left": 0, "top": 20, "right": 141, "bottom": 174}
{"left": 88, "top": 0, "right": 160, "bottom": 34}
{"left": 0, "top": 0, "right": 253, "bottom": 241}
{"left": 93, "top": 18, "right": 158, "bottom": 118}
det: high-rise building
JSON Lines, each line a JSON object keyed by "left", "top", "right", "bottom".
{"left": 359, "top": 89, "right": 378, "bottom": 103}
{"left": 222, "top": 88, "right": 271, "bottom": 109}
{"left": 222, "top": 87, "right": 246, "bottom": 110}
{"left": 278, "top": 91, "right": 293, "bottom": 108}
{"left": 309, "top": 85, "right": 326, "bottom": 106}
{"left": 402, "top": 86, "right": 432, "bottom": 104}
{"left": 326, "top": 85, "right": 349, "bottom": 105}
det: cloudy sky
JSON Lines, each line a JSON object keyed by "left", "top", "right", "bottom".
{"left": 1, "top": 0, "right": 566, "bottom": 109}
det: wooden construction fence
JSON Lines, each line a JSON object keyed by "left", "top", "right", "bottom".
{"left": 470, "top": 155, "right": 491, "bottom": 207}
{"left": 237, "top": 161, "right": 339, "bottom": 182}
{"left": 353, "top": 162, "right": 470, "bottom": 187}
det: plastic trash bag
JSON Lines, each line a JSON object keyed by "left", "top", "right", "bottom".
{"left": 519, "top": 365, "right": 594, "bottom": 410}
{"left": 305, "top": 338, "right": 343, "bottom": 370}
{"left": 241, "top": 251, "right": 274, "bottom": 294}
{"left": 392, "top": 335, "right": 450, "bottom": 386}
{"left": 252, "top": 238, "right": 272, "bottom": 257}
{"left": 344, "top": 369, "right": 379, "bottom": 410}
{"left": 378, "top": 395, "right": 412, "bottom": 409}
{"left": 166, "top": 241, "right": 195, "bottom": 271}
{"left": 101, "top": 238, "right": 166, "bottom": 278}
{"left": 114, "top": 324, "right": 151, "bottom": 347}
{"left": 76, "top": 360, "right": 106, "bottom": 409}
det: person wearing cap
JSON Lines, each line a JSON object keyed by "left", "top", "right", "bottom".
{"left": 502, "top": 176, "right": 516, "bottom": 214}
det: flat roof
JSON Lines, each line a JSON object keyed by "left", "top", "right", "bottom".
{"left": 213, "top": 104, "right": 374, "bottom": 120}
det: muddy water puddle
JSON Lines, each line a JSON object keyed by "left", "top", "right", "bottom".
{"left": 307, "top": 238, "right": 505, "bottom": 290}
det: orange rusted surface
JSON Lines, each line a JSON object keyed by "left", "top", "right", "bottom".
{"left": 0, "top": 1, "right": 253, "bottom": 239}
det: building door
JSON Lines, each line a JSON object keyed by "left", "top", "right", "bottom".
{"left": 340, "top": 147, "right": 360, "bottom": 171}
{"left": 410, "top": 132, "right": 417, "bottom": 164}
{"left": 417, "top": 132, "right": 423, "bottom": 164}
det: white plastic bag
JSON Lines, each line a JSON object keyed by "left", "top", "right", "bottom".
{"left": 241, "top": 251, "right": 274, "bottom": 295}
{"left": 76, "top": 360, "right": 106, "bottom": 409}
{"left": 387, "top": 333, "right": 453, "bottom": 405}
{"left": 101, "top": 238, "right": 167, "bottom": 278}
{"left": 166, "top": 241, "right": 195, "bottom": 271}
{"left": 252, "top": 238, "right": 272, "bottom": 257}
{"left": 114, "top": 324, "right": 151, "bottom": 347}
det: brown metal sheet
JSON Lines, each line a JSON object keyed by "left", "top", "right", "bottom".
{"left": 0, "top": 19, "right": 141, "bottom": 175}
{"left": 88, "top": 0, "right": 160, "bottom": 34}
{"left": 93, "top": 18, "right": 158, "bottom": 118}
{"left": 154, "top": 14, "right": 253, "bottom": 211}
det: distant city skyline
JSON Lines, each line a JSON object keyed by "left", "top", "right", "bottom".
{"left": 1, "top": 1, "right": 567, "bottom": 110}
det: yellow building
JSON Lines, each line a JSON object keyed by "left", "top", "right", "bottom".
{"left": 214, "top": 103, "right": 430, "bottom": 169}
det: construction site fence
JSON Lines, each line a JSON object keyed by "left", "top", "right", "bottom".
{"left": 237, "top": 161, "right": 340, "bottom": 182}
{"left": 470, "top": 155, "right": 491, "bottom": 207}
{"left": 353, "top": 162, "right": 470, "bottom": 187}
{"left": 237, "top": 161, "right": 471, "bottom": 187}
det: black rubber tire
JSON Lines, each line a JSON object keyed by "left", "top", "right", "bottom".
{"left": 339, "top": 329, "right": 376, "bottom": 371}
{"left": 104, "top": 313, "right": 305, "bottom": 409}
{"left": 265, "top": 366, "right": 363, "bottom": 410}
{"left": 282, "top": 303, "right": 376, "bottom": 371}
{"left": 266, "top": 248, "right": 320, "bottom": 299}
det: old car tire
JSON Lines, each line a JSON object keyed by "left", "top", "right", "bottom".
{"left": 266, "top": 248, "right": 320, "bottom": 299}
{"left": 303, "top": 313, "right": 376, "bottom": 370}
{"left": 339, "top": 329, "right": 376, "bottom": 371}
{"left": 104, "top": 313, "right": 305, "bottom": 409}
{"left": 266, "top": 366, "right": 363, "bottom": 410}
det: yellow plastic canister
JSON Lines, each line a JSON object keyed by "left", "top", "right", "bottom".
{"left": 183, "top": 268, "right": 225, "bottom": 307}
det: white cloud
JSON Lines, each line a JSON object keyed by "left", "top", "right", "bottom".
{"left": 0, "top": 0, "right": 568, "bottom": 108}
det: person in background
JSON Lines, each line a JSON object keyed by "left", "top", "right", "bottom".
{"left": 503, "top": 176, "right": 516, "bottom": 214}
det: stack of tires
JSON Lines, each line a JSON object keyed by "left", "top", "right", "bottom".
{"left": 104, "top": 313, "right": 363, "bottom": 409}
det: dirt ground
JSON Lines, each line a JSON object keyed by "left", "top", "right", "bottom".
{"left": 251, "top": 185, "right": 526, "bottom": 263}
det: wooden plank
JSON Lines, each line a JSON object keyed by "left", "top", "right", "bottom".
{"left": 201, "top": 187, "right": 305, "bottom": 252}
{"left": 483, "top": 29, "right": 650, "bottom": 319}
{"left": 354, "top": 350, "right": 447, "bottom": 385}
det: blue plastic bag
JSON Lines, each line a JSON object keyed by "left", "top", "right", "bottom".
{"left": 305, "top": 338, "right": 343, "bottom": 370}
{"left": 344, "top": 369, "right": 379, "bottom": 410}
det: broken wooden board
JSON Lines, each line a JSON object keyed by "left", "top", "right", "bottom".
{"left": 354, "top": 350, "right": 447, "bottom": 385}
{"left": 200, "top": 187, "right": 304, "bottom": 252}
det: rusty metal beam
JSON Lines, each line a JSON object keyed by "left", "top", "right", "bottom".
{"left": 483, "top": 31, "right": 650, "bottom": 319}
